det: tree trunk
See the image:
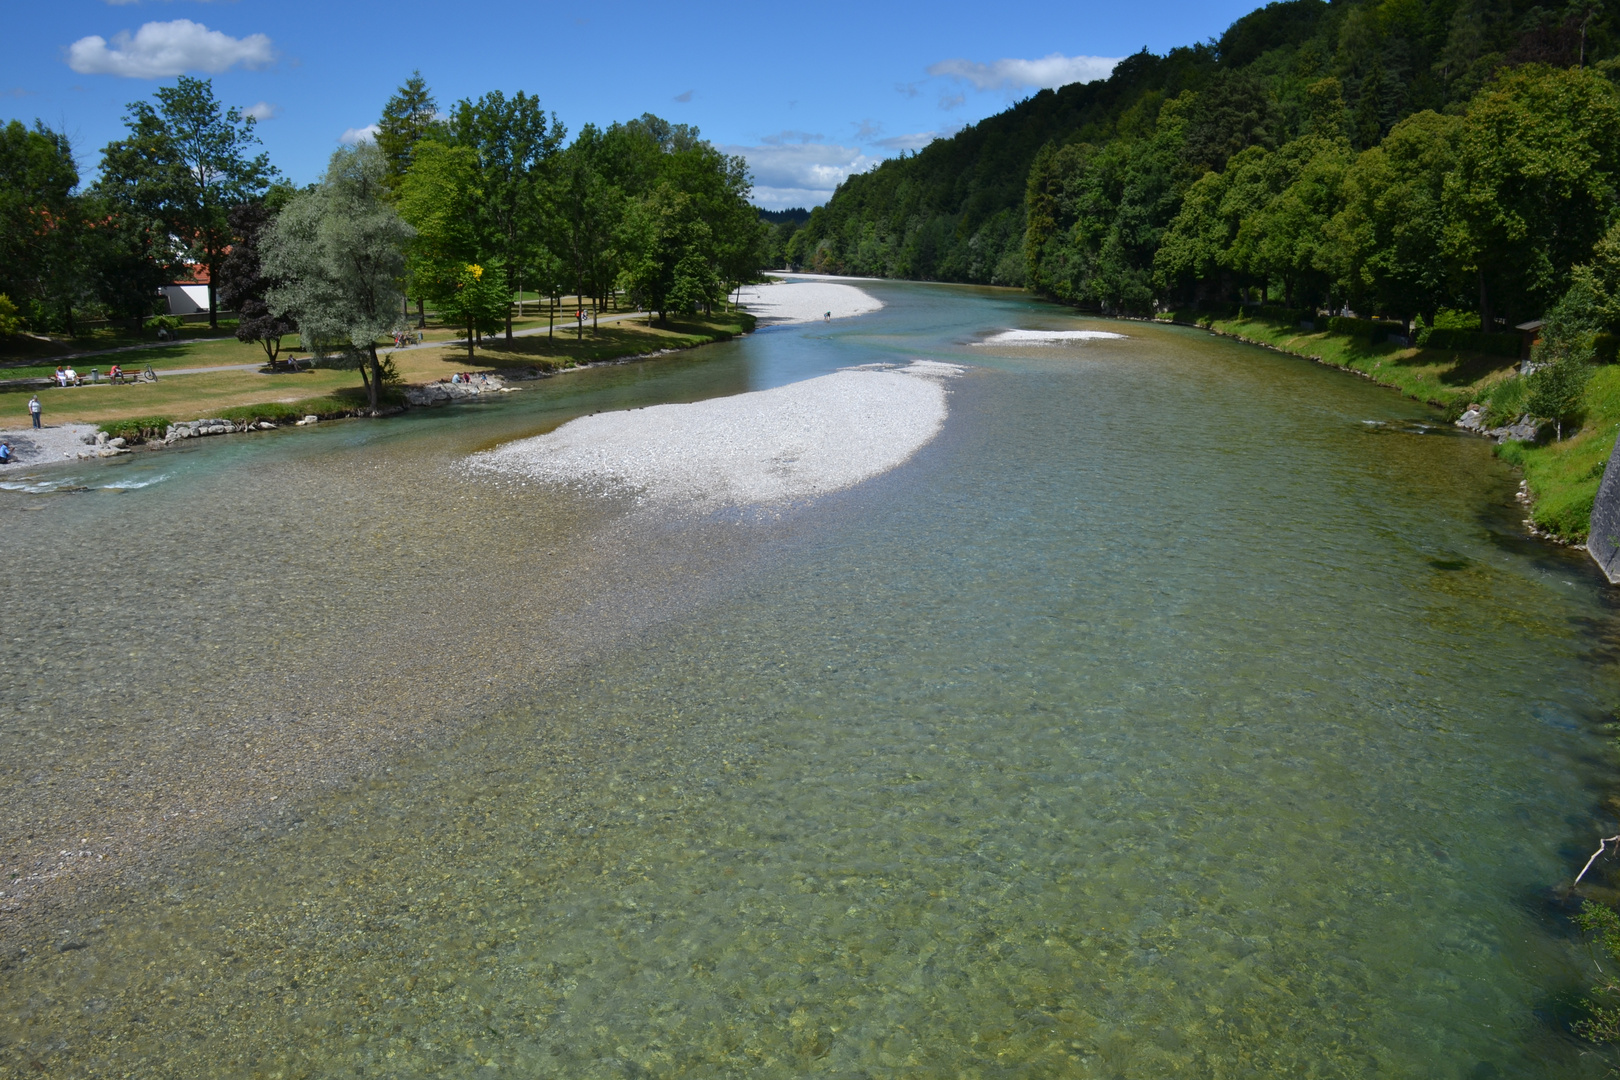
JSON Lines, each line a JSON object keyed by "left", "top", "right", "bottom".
{"left": 549, "top": 295, "right": 554, "bottom": 339}
{"left": 467, "top": 313, "right": 475, "bottom": 361}
{"left": 207, "top": 276, "right": 218, "bottom": 330}
{"left": 1478, "top": 268, "right": 1492, "bottom": 334}
{"left": 505, "top": 265, "right": 516, "bottom": 344}
{"left": 416, "top": 298, "right": 426, "bottom": 329}
{"left": 366, "top": 344, "right": 381, "bottom": 413}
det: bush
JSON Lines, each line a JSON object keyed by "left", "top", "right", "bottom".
{"left": 1417, "top": 327, "right": 1523, "bottom": 357}
{"left": 1483, "top": 377, "right": 1529, "bottom": 427}
{"left": 1327, "top": 315, "right": 1405, "bottom": 340}
{"left": 98, "top": 416, "right": 172, "bottom": 442}
{"left": 1250, "top": 304, "right": 1312, "bottom": 325}
{"left": 0, "top": 294, "right": 20, "bottom": 336}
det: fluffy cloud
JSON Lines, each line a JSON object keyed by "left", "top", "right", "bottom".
{"left": 244, "top": 101, "right": 278, "bottom": 122}
{"left": 67, "top": 19, "right": 274, "bottom": 78}
{"left": 873, "top": 131, "right": 943, "bottom": 152}
{"left": 725, "top": 139, "right": 882, "bottom": 210}
{"left": 339, "top": 124, "right": 379, "bottom": 145}
{"left": 927, "top": 53, "right": 1120, "bottom": 92}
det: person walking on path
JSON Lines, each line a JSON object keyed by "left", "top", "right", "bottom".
{"left": 28, "top": 395, "right": 42, "bottom": 429}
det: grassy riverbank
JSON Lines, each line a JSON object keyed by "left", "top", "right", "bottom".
{"left": 0, "top": 310, "right": 754, "bottom": 432}
{"left": 1158, "top": 308, "right": 1620, "bottom": 544}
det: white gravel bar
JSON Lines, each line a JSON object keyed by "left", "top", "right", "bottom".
{"left": 736, "top": 280, "right": 884, "bottom": 324}
{"left": 979, "top": 329, "right": 1126, "bottom": 344}
{"left": 469, "top": 360, "right": 961, "bottom": 509}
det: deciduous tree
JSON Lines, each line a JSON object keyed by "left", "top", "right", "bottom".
{"left": 263, "top": 144, "right": 412, "bottom": 412}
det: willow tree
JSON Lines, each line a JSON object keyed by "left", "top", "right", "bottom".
{"left": 263, "top": 143, "right": 413, "bottom": 413}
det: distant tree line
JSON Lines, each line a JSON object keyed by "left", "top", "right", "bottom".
{"left": 788, "top": 0, "right": 1620, "bottom": 340}
{"left": 0, "top": 70, "right": 767, "bottom": 380}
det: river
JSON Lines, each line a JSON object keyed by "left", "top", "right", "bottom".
{"left": 2, "top": 281, "right": 1617, "bottom": 1077}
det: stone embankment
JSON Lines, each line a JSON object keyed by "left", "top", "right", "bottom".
{"left": 164, "top": 418, "right": 285, "bottom": 442}
{"left": 1453, "top": 405, "right": 1541, "bottom": 443}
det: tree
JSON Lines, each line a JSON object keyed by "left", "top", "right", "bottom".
{"left": 447, "top": 90, "right": 564, "bottom": 341}
{"left": 218, "top": 200, "right": 297, "bottom": 364}
{"left": 1446, "top": 65, "right": 1620, "bottom": 331}
{"left": 263, "top": 144, "right": 413, "bottom": 413}
{"left": 620, "top": 187, "right": 717, "bottom": 321}
{"left": 375, "top": 72, "right": 441, "bottom": 192}
{"left": 397, "top": 140, "right": 484, "bottom": 355}
{"left": 547, "top": 124, "right": 627, "bottom": 321}
{"left": 1154, "top": 166, "right": 1235, "bottom": 302}
{"left": 97, "top": 77, "right": 276, "bottom": 328}
{"left": 1570, "top": 220, "right": 1620, "bottom": 332}
{"left": 1526, "top": 283, "right": 1599, "bottom": 440}
{"left": 0, "top": 120, "right": 81, "bottom": 332}
{"left": 1325, "top": 110, "right": 1462, "bottom": 327}
{"left": 435, "top": 263, "right": 511, "bottom": 358}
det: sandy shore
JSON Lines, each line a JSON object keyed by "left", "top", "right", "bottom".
{"left": 736, "top": 280, "right": 883, "bottom": 324}
{"left": 0, "top": 423, "right": 101, "bottom": 470}
{"left": 469, "top": 360, "right": 961, "bottom": 508}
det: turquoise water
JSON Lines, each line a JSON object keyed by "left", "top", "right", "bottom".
{"left": 2, "top": 283, "right": 1619, "bottom": 1077}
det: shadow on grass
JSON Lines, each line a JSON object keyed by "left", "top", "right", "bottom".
{"left": 0, "top": 324, "right": 239, "bottom": 367}
{"left": 449, "top": 316, "right": 750, "bottom": 371}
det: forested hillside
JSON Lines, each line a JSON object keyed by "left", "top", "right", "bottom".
{"left": 791, "top": 0, "right": 1620, "bottom": 330}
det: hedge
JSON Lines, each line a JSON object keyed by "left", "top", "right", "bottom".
{"left": 1416, "top": 327, "right": 1523, "bottom": 357}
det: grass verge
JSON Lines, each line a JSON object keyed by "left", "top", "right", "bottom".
{"left": 35, "top": 310, "right": 751, "bottom": 435}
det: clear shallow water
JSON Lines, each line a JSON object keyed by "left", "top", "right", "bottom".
{"left": 2, "top": 284, "right": 1620, "bottom": 1077}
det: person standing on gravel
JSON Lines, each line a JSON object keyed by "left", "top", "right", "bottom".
{"left": 28, "top": 395, "right": 41, "bottom": 429}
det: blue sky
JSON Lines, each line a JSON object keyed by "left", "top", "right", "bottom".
{"left": 4, "top": 0, "right": 1261, "bottom": 209}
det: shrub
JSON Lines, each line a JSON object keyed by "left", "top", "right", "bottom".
{"left": 1327, "top": 315, "right": 1405, "bottom": 340}
{"left": 0, "top": 294, "right": 19, "bottom": 336}
{"left": 98, "top": 416, "right": 172, "bottom": 442}
{"left": 1417, "top": 327, "right": 1523, "bottom": 357}
{"left": 1483, "top": 377, "right": 1529, "bottom": 427}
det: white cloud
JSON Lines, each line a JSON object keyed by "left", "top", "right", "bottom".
{"left": 244, "top": 101, "right": 278, "bottom": 121}
{"left": 873, "top": 131, "right": 940, "bottom": 152}
{"left": 725, "top": 142, "right": 882, "bottom": 209}
{"left": 66, "top": 19, "right": 274, "bottom": 78}
{"left": 927, "top": 53, "right": 1121, "bottom": 92}
{"left": 339, "top": 124, "right": 379, "bottom": 145}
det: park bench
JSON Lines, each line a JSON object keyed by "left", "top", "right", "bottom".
{"left": 266, "top": 357, "right": 304, "bottom": 373}
{"left": 109, "top": 366, "right": 156, "bottom": 385}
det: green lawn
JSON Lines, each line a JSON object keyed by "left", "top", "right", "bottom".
{"left": 2, "top": 310, "right": 754, "bottom": 432}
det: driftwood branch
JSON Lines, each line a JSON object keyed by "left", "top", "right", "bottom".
{"left": 1576, "top": 835, "right": 1620, "bottom": 885}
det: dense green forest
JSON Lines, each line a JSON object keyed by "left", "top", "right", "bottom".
{"left": 791, "top": 0, "right": 1620, "bottom": 334}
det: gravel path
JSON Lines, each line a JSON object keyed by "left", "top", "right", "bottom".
{"left": 0, "top": 423, "right": 100, "bottom": 470}
{"left": 469, "top": 360, "right": 961, "bottom": 508}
